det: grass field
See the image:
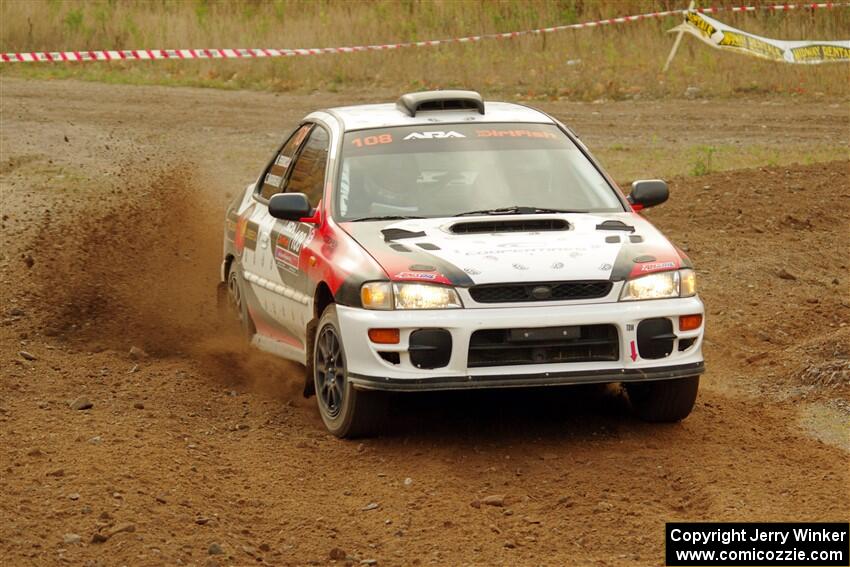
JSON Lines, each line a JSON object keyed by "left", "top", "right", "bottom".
{"left": 1, "top": 0, "right": 849, "bottom": 99}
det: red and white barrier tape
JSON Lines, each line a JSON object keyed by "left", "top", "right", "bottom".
{"left": 2, "top": 3, "right": 846, "bottom": 63}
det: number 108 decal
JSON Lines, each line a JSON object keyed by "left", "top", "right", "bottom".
{"left": 350, "top": 133, "right": 393, "bottom": 147}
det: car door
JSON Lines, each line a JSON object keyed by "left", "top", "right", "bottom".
{"left": 251, "top": 124, "right": 331, "bottom": 349}
{"left": 241, "top": 124, "right": 311, "bottom": 346}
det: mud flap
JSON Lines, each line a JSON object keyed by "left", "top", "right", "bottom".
{"left": 303, "top": 318, "right": 318, "bottom": 398}
{"left": 215, "top": 281, "right": 231, "bottom": 328}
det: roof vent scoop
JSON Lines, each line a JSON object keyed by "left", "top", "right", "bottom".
{"left": 396, "top": 90, "right": 485, "bottom": 117}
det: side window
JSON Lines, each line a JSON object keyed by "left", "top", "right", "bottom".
{"left": 259, "top": 124, "right": 311, "bottom": 200}
{"left": 285, "top": 126, "right": 329, "bottom": 207}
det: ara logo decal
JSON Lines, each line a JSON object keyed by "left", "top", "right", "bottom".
{"left": 403, "top": 131, "right": 466, "bottom": 140}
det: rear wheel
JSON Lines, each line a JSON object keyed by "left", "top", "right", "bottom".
{"left": 625, "top": 375, "right": 700, "bottom": 422}
{"left": 227, "top": 264, "right": 255, "bottom": 339}
{"left": 314, "top": 305, "right": 386, "bottom": 438}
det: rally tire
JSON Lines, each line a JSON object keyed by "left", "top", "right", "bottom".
{"left": 227, "top": 263, "right": 256, "bottom": 340}
{"left": 625, "top": 375, "right": 700, "bottom": 422}
{"left": 313, "top": 305, "right": 386, "bottom": 438}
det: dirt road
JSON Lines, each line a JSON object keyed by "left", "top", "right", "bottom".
{"left": 1, "top": 79, "right": 848, "bottom": 566}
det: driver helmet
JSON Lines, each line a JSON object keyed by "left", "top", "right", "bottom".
{"left": 364, "top": 154, "right": 420, "bottom": 205}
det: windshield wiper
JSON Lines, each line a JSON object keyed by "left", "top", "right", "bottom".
{"left": 454, "top": 206, "right": 587, "bottom": 217}
{"left": 348, "top": 215, "right": 426, "bottom": 222}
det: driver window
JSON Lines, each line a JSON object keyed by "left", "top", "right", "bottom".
{"left": 286, "top": 126, "right": 329, "bottom": 207}
{"left": 259, "top": 124, "right": 311, "bottom": 200}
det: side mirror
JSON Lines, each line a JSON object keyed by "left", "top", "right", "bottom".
{"left": 268, "top": 193, "right": 313, "bottom": 221}
{"left": 628, "top": 179, "right": 669, "bottom": 210}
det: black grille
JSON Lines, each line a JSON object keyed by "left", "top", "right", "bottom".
{"left": 451, "top": 219, "right": 568, "bottom": 234}
{"left": 468, "top": 324, "right": 619, "bottom": 368}
{"left": 469, "top": 281, "right": 612, "bottom": 303}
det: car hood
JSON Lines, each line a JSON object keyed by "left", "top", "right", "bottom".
{"left": 339, "top": 213, "right": 690, "bottom": 287}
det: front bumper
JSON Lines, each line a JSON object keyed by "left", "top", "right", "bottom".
{"left": 349, "top": 362, "right": 704, "bottom": 391}
{"left": 336, "top": 296, "right": 705, "bottom": 392}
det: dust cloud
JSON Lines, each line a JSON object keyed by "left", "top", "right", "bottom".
{"left": 29, "top": 160, "right": 304, "bottom": 398}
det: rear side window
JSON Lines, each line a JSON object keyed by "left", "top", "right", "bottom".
{"left": 286, "top": 126, "right": 330, "bottom": 207}
{"left": 259, "top": 124, "right": 311, "bottom": 200}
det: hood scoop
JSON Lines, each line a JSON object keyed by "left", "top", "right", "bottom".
{"left": 450, "top": 218, "right": 569, "bottom": 234}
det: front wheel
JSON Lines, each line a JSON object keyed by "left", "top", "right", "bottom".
{"left": 625, "top": 375, "right": 700, "bottom": 422}
{"left": 313, "top": 305, "right": 386, "bottom": 438}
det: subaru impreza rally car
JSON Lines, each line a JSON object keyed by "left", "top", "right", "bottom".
{"left": 220, "top": 90, "right": 705, "bottom": 437}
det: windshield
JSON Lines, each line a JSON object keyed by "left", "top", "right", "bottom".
{"left": 336, "top": 123, "right": 624, "bottom": 220}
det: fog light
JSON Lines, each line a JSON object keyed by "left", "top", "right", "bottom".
{"left": 679, "top": 314, "right": 703, "bottom": 331}
{"left": 368, "top": 328, "right": 400, "bottom": 344}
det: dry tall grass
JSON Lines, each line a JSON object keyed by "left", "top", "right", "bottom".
{"left": 1, "top": 0, "right": 849, "bottom": 99}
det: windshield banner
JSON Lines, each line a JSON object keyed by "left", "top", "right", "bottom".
{"left": 670, "top": 11, "right": 850, "bottom": 64}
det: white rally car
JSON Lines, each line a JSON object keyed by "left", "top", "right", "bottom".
{"left": 221, "top": 90, "right": 705, "bottom": 437}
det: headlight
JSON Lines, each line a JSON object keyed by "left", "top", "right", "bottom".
{"left": 360, "top": 282, "right": 463, "bottom": 310}
{"left": 394, "top": 283, "right": 462, "bottom": 309}
{"left": 620, "top": 269, "right": 697, "bottom": 301}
